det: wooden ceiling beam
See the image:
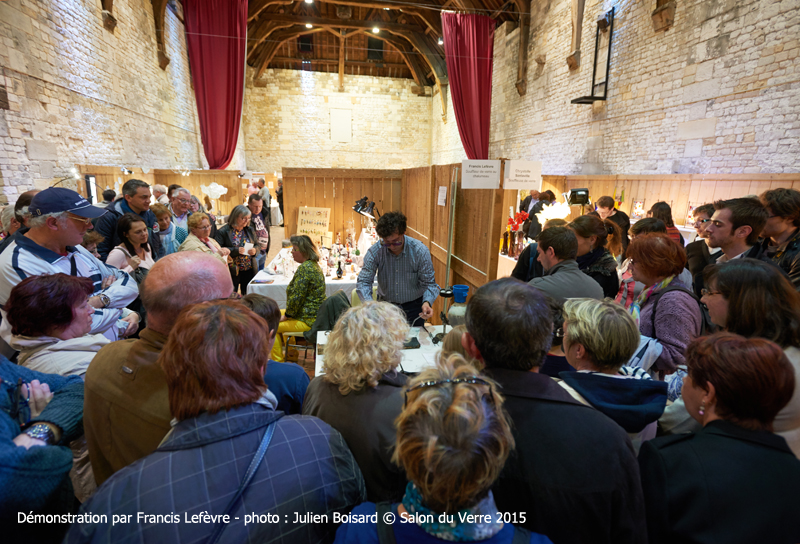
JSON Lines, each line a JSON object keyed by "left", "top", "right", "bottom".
{"left": 514, "top": 0, "right": 530, "bottom": 96}
{"left": 248, "top": 0, "right": 293, "bottom": 23}
{"left": 357, "top": 30, "right": 431, "bottom": 87}
{"left": 247, "top": 20, "right": 295, "bottom": 60}
{"left": 271, "top": 57, "right": 409, "bottom": 69}
{"left": 253, "top": 27, "right": 327, "bottom": 79}
{"left": 392, "top": 31, "right": 448, "bottom": 85}
{"left": 259, "top": 13, "right": 425, "bottom": 34}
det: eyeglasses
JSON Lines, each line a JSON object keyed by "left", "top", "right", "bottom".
{"left": 176, "top": 198, "right": 191, "bottom": 205}
{"left": 66, "top": 213, "right": 93, "bottom": 226}
{"left": 693, "top": 218, "right": 711, "bottom": 225}
{"left": 381, "top": 239, "right": 404, "bottom": 247}
{"left": 404, "top": 377, "right": 493, "bottom": 408}
{"left": 554, "top": 327, "right": 565, "bottom": 338}
{"left": 701, "top": 288, "right": 722, "bottom": 297}
{"left": 196, "top": 225, "right": 212, "bottom": 231}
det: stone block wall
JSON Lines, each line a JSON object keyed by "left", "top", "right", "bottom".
{"left": 431, "top": 0, "right": 800, "bottom": 174}
{"left": 0, "top": 0, "right": 203, "bottom": 203}
{"left": 244, "top": 67, "right": 432, "bottom": 174}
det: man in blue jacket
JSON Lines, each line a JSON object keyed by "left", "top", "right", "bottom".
{"left": 94, "top": 179, "right": 165, "bottom": 262}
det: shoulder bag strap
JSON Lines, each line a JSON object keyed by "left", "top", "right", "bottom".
{"left": 376, "top": 502, "right": 398, "bottom": 544}
{"left": 206, "top": 420, "right": 278, "bottom": 544}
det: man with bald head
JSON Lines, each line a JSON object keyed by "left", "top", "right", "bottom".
{"left": 83, "top": 252, "right": 234, "bottom": 485}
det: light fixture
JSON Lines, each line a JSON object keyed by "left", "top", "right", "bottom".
{"left": 120, "top": 167, "right": 133, "bottom": 175}
{"left": 352, "top": 196, "right": 368, "bottom": 214}
{"left": 304, "top": 0, "right": 313, "bottom": 3}
{"left": 372, "top": 27, "right": 380, "bottom": 33}
{"left": 237, "top": 172, "right": 246, "bottom": 178}
{"left": 438, "top": 37, "right": 443, "bottom": 45}
{"left": 362, "top": 201, "right": 380, "bottom": 220}
{"left": 305, "top": 23, "right": 312, "bottom": 28}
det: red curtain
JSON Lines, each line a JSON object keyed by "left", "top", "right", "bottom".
{"left": 184, "top": 0, "right": 247, "bottom": 170}
{"left": 441, "top": 13, "right": 496, "bottom": 160}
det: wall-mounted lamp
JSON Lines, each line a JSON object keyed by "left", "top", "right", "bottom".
{"left": 362, "top": 201, "right": 380, "bottom": 220}
{"left": 121, "top": 167, "right": 133, "bottom": 175}
{"left": 352, "top": 196, "right": 368, "bottom": 214}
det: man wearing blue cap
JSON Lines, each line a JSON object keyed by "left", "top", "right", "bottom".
{"left": 0, "top": 187, "right": 140, "bottom": 344}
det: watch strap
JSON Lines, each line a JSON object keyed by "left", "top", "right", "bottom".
{"left": 24, "top": 423, "right": 55, "bottom": 444}
{"left": 99, "top": 293, "right": 111, "bottom": 307}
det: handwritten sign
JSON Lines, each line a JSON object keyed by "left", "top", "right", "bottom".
{"left": 504, "top": 160, "right": 542, "bottom": 191}
{"left": 297, "top": 207, "right": 331, "bottom": 247}
{"left": 461, "top": 160, "right": 501, "bottom": 189}
{"left": 437, "top": 186, "right": 448, "bottom": 206}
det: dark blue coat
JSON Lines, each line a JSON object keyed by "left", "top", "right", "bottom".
{"left": 94, "top": 199, "right": 165, "bottom": 262}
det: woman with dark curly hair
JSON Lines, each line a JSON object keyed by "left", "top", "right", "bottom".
{"left": 568, "top": 214, "right": 622, "bottom": 298}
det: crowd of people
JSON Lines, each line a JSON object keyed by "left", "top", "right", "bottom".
{"left": 0, "top": 183, "right": 799, "bottom": 544}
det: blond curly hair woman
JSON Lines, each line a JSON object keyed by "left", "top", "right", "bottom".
{"left": 302, "top": 301, "right": 409, "bottom": 502}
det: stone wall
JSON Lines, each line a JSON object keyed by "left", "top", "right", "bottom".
{"left": 431, "top": 0, "right": 800, "bottom": 174}
{"left": 0, "top": 0, "right": 203, "bottom": 203}
{"left": 244, "top": 67, "right": 432, "bottom": 174}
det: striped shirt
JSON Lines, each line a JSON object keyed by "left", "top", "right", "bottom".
{"left": 357, "top": 236, "right": 439, "bottom": 306}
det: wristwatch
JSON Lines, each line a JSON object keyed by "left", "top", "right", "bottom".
{"left": 24, "top": 423, "right": 56, "bottom": 445}
{"left": 99, "top": 293, "right": 111, "bottom": 308}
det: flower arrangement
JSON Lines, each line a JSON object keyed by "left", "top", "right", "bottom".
{"left": 508, "top": 211, "right": 529, "bottom": 232}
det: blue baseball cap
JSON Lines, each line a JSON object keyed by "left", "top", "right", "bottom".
{"left": 29, "top": 187, "right": 107, "bottom": 219}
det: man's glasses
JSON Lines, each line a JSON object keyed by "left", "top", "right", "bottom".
{"left": 693, "top": 218, "right": 711, "bottom": 225}
{"left": 404, "top": 377, "right": 494, "bottom": 408}
{"left": 381, "top": 239, "right": 404, "bottom": 247}
{"left": 66, "top": 213, "right": 93, "bottom": 226}
{"left": 176, "top": 199, "right": 191, "bottom": 205}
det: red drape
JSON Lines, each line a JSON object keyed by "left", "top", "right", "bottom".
{"left": 441, "top": 13, "right": 496, "bottom": 160}
{"left": 184, "top": 0, "right": 247, "bottom": 170}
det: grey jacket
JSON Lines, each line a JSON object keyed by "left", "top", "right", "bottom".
{"left": 529, "top": 259, "right": 604, "bottom": 303}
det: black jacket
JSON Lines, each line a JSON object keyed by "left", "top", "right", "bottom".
{"left": 486, "top": 367, "right": 647, "bottom": 544}
{"left": 639, "top": 420, "right": 800, "bottom": 544}
{"left": 685, "top": 239, "right": 723, "bottom": 296}
{"left": 760, "top": 227, "right": 800, "bottom": 290}
{"left": 510, "top": 243, "right": 544, "bottom": 283}
{"left": 94, "top": 200, "right": 165, "bottom": 262}
{"left": 214, "top": 224, "right": 258, "bottom": 272}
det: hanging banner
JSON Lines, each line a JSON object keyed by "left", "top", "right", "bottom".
{"left": 504, "top": 160, "right": 542, "bottom": 191}
{"left": 461, "top": 160, "right": 501, "bottom": 189}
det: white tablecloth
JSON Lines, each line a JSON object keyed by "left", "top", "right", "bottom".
{"left": 247, "top": 270, "right": 362, "bottom": 308}
{"left": 270, "top": 200, "right": 283, "bottom": 226}
{"left": 315, "top": 325, "right": 444, "bottom": 377}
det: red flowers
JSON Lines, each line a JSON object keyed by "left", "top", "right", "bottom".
{"left": 508, "top": 211, "right": 529, "bottom": 232}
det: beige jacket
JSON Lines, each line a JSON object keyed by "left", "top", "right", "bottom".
{"left": 178, "top": 233, "right": 228, "bottom": 266}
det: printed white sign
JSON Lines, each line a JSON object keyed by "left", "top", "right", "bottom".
{"left": 437, "top": 186, "right": 448, "bottom": 206}
{"left": 504, "top": 160, "right": 542, "bottom": 191}
{"left": 461, "top": 160, "right": 501, "bottom": 189}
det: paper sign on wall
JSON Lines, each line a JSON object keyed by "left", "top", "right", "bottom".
{"left": 504, "top": 160, "right": 542, "bottom": 191}
{"left": 437, "top": 186, "right": 448, "bottom": 206}
{"left": 461, "top": 160, "right": 501, "bottom": 189}
{"left": 297, "top": 207, "right": 332, "bottom": 247}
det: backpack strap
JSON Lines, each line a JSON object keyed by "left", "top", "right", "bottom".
{"left": 512, "top": 525, "right": 532, "bottom": 544}
{"left": 376, "top": 502, "right": 398, "bottom": 544}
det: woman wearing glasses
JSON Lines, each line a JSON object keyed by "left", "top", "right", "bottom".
{"left": 334, "top": 353, "right": 552, "bottom": 544}
{"left": 303, "top": 301, "right": 409, "bottom": 502}
{"left": 692, "top": 259, "right": 800, "bottom": 457}
{"left": 214, "top": 205, "right": 258, "bottom": 295}
{"left": 179, "top": 212, "right": 230, "bottom": 266}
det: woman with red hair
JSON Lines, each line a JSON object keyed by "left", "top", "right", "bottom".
{"left": 639, "top": 333, "right": 800, "bottom": 544}
{"left": 626, "top": 233, "right": 703, "bottom": 380}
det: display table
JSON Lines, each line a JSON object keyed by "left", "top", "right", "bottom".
{"left": 270, "top": 200, "right": 283, "bottom": 226}
{"left": 247, "top": 270, "right": 365, "bottom": 308}
{"left": 315, "top": 325, "right": 444, "bottom": 377}
{"left": 497, "top": 253, "right": 518, "bottom": 278}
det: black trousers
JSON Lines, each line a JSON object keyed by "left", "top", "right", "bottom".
{"left": 397, "top": 296, "right": 425, "bottom": 326}
{"left": 232, "top": 267, "right": 256, "bottom": 295}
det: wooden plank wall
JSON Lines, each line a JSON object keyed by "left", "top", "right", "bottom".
{"left": 74, "top": 166, "right": 246, "bottom": 217}
{"left": 282, "top": 168, "right": 403, "bottom": 241}
{"left": 553, "top": 174, "right": 800, "bottom": 224}
{"left": 152, "top": 170, "right": 246, "bottom": 217}
{"left": 401, "top": 164, "right": 515, "bottom": 325}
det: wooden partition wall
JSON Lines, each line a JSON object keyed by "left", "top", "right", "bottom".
{"left": 152, "top": 170, "right": 245, "bottom": 217}
{"left": 549, "top": 174, "right": 800, "bottom": 224}
{"left": 402, "top": 164, "right": 514, "bottom": 324}
{"left": 282, "top": 168, "right": 403, "bottom": 241}
{"left": 75, "top": 166, "right": 246, "bottom": 217}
